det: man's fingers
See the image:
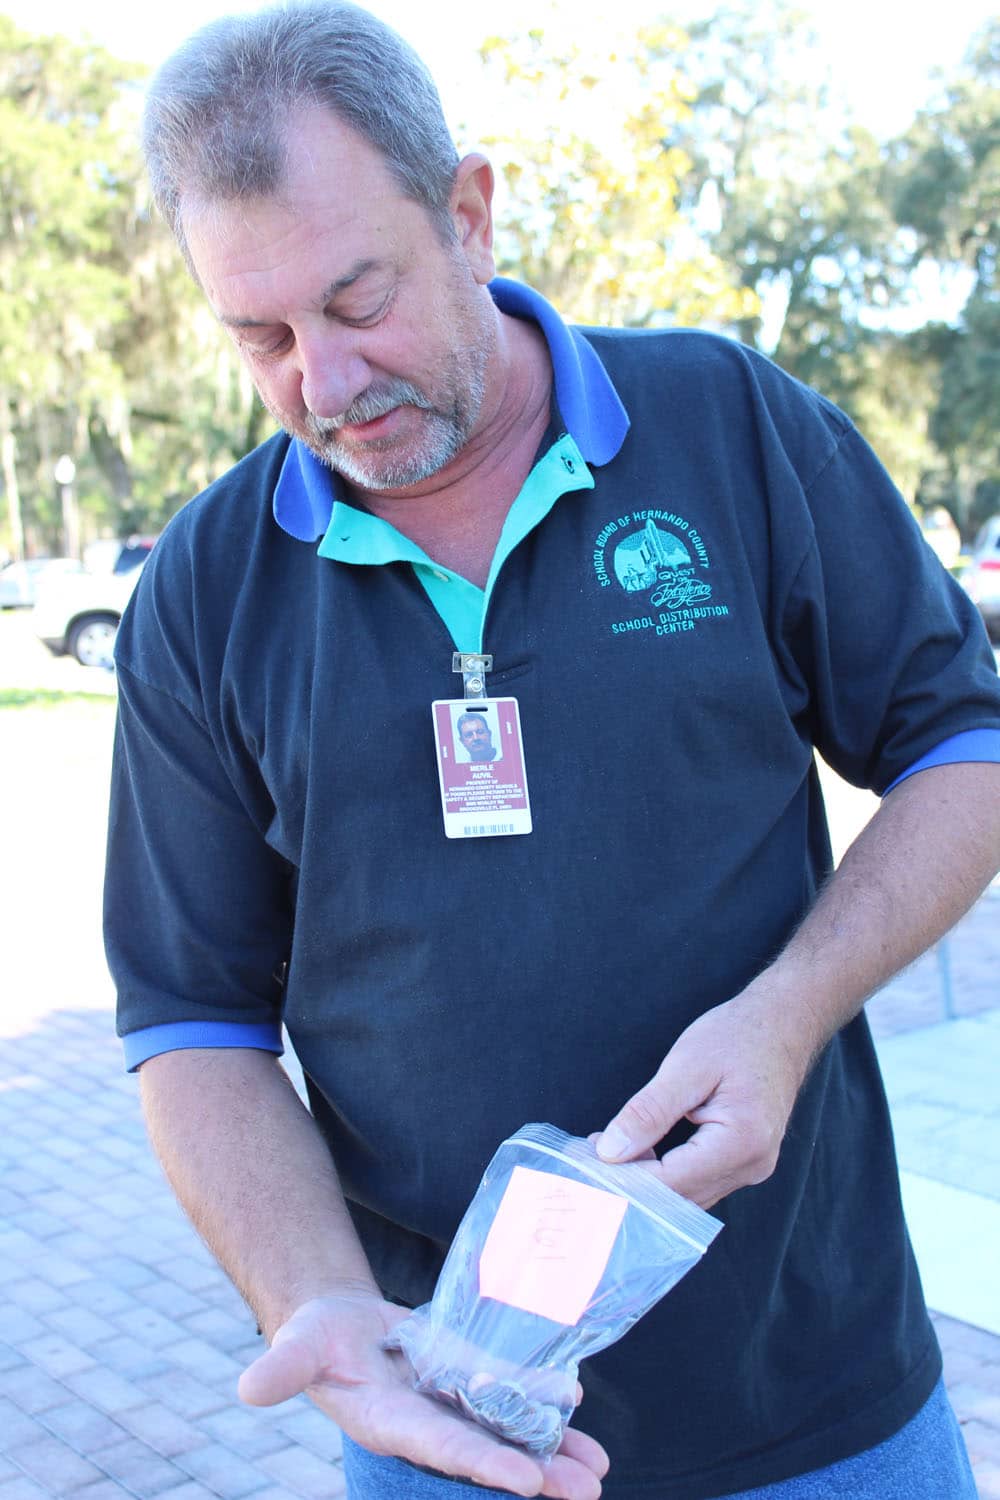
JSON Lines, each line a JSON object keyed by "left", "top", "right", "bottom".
{"left": 357, "top": 1372, "right": 604, "bottom": 1499}
{"left": 432, "top": 1420, "right": 606, "bottom": 1500}
{"left": 651, "top": 1114, "right": 783, "bottom": 1209}
{"left": 558, "top": 1424, "right": 610, "bottom": 1475}
{"left": 643, "top": 1122, "right": 740, "bottom": 1209}
{"left": 394, "top": 1404, "right": 546, "bottom": 1497}
{"left": 537, "top": 1426, "right": 609, "bottom": 1499}
{"left": 541, "top": 1457, "right": 604, "bottom": 1500}
{"left": 239, "top": 1335, "right": 321, "bottom": 1407}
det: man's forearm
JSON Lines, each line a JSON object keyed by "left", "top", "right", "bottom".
{"left": 747, "top": 760, "right": 1000, "bottom": 1066}
{"left": 595, "top": 761, "right": 1000, "bottom": 1205}
{"left": 139, "top": 1048, "right": 379, "bottom": 1339}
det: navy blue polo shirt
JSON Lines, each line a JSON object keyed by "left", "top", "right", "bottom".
{"left": 105, "top": 280, "right": 1000, "bottom": 1499}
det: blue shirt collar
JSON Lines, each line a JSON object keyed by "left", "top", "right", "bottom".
{"left": 272, "top": 277, "right": 630, "bottom": 541}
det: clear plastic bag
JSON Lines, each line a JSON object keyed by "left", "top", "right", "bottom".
{"left": 386, "top": 1122, "right": 723, "bottom": 1459}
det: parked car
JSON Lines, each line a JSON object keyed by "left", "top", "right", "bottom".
{"left": 32, "top": 535, "right": 158, "bottom": 668}
{"left": 0, "top": 556, "right": 83, "bottom": 608}
{"left": 960, "top": 516, "right": 1000, "bottom": 642}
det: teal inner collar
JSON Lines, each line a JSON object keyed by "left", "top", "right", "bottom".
{"left": 317, "top": 432, "right": 593, "bottom": 652}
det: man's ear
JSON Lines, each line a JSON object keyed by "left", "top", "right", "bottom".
{"left": 449, "top": 153, "right": 496, "bottom": 284}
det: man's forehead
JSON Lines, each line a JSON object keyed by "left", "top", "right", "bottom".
{"left": 180, "top": 175, "right": 404, "bottom": 325}
{"left": 180, "top": 106, "right": 418, "bottom": 294}
{"left": 213, "top": 256, "right": 387, "bottom": 328}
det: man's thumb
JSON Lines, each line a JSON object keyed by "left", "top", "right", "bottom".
{"left": 595, "top": 1077, "right": 683, "bottom": 1163}
{"left": 239, "top": 1330, "right": 319, "bottom": 1407}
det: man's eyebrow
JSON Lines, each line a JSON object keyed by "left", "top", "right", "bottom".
{"left": 315, "top": 258, "right": 383, "bottom": 307}
{"left": 218, "top": 259, "right": 385, "bottom": 329}
{"left": 219, "top": 312, "right": 271, "bottom": 330}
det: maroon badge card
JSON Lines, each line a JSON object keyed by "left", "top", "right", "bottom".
{"left": 431, "top": 698, "right": 532, "bottom": 838}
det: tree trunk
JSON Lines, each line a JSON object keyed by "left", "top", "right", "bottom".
{"left": 0, "top": 394, "right": 25, "bottom": 563}
{"left": 88, "top": 412, "right": 134, "bottom": 507}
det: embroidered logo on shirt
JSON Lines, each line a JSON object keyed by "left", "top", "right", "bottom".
{"left": 592, "top": 509, "right": 730, "bottom": 639}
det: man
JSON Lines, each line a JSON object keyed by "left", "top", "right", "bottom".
{"left": 457, "top": 711, "right": 498, "bottom": 762}
{"left": 105, "top": 5, "right": 1000, "bottom": 1498}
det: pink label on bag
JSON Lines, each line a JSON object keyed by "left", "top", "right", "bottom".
{"left": 478, "top": 1165, "right": 627, "bottom": 1326}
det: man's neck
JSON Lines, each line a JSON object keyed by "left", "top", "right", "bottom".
{"left": 346, "top": 313, "right": 553, "bottom": 588}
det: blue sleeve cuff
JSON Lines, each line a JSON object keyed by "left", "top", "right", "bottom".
{"left": 882, "top": 728, "right": 1000, "bottom": 796}
{"left": 122, "top": 1020, "right": 284, "bottom": 1073}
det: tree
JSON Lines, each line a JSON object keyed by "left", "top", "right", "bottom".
{"left": 654, "top": 0, "right": 1000, "bottom": 514}
{"left": 471, "top": 22, "right": 757, "bottom": 329}
{"left": 670, "top": 0, "right": 906, "bottom": 361}
{"left": 888, "top": 21, "right": 999, "bottom": 286}
{"left": 887, "top": 21, "right": 1000, "bottom": 535}
{"left": 0, "top": 16, "right": 269, "bottom": 557}
{"left": 0, "top": 17, "right": 136, "bottom": 554}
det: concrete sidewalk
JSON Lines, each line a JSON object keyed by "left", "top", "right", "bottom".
{"left": 869, "top": 889, "right": 1000, "bottom": 1344}
{"left": 870, "top": 885, "right": 1000, "bottom": 1497}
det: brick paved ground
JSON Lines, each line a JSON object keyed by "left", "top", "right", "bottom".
{"left": 2, "top": 637, "right": 999, "bottom": 1497}
{"left": 934, "top": 1313, "right": 1000, "bottom": 1499}
{"left": 0, "top": 1006, "right": 346, "bottom": 1500}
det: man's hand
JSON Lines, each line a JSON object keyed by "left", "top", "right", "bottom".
{"left": 238, "top": 1294, "right": 609, "bottom": 1499}
{"left": 594, "top": 990, "right": 817, "bottom": 1209}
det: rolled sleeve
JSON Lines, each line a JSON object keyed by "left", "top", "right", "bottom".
{"left": 123, "top": 1020, "right": 285, "bottom": 1072}
{"left": 884, "top": 727, "right": 1000, "bottom": 795}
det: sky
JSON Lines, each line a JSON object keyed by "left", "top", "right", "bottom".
{"left": 2, "top": 0, "right": 997, "bottom": 142}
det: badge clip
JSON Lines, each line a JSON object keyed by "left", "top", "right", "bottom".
{"left": 452, "top": 652, "right": 493, "bottom": 700}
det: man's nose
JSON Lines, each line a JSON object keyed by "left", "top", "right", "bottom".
{"left": 298, "top": 331, "right": 371, "bottom": 421}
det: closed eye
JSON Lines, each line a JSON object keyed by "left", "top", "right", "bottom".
{"left": 238, "top": 330, "right": 294, "bottom": 359}
{"left": 331, "top": 286, "right": 396, "bottom": 329}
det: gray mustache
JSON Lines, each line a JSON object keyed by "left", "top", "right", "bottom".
{"left": 314, "top": 381, "right": 433, "bottom": 433}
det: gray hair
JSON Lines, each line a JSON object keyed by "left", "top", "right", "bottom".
{"left": 141, "top": 1, "right": 460, "bottom": 264}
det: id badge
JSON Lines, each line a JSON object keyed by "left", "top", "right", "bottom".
{"left": 431, "top": 698, "right": 533, "bottom": 839}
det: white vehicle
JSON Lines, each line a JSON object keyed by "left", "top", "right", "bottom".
{"left": 32, "top": 537, "right": 157, "bottom": 668}
{"left": 0, "top": 556, "right": 84, "bottom": 608}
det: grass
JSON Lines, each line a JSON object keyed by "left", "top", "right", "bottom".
{"left": 0, "top": 687, "right": 116, "bottom": 711}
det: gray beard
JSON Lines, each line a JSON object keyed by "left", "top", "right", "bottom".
{"left": 307, "top": 413, "right": 468, "bottom": 489}
{"left": 299, "top": 373, "right": 485, "bottom": 490}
